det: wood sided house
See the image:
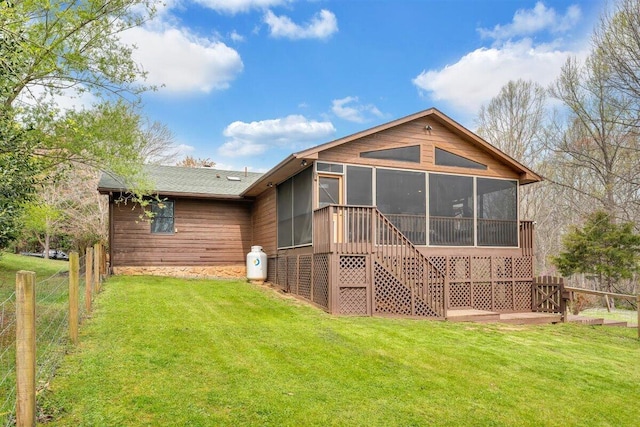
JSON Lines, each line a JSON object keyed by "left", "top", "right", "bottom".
{"left": 98, "top": 108, "right": 546, "bottom": 320}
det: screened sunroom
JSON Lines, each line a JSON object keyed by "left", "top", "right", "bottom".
{"left": 276, "top": 158, "right": 519, "bottom": 250}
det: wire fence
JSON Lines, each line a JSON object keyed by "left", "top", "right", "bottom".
{"left": 0, "top": 248, "right": 103, "bottom": 426}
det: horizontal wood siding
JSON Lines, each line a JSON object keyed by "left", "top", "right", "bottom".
{"left": 252, "top": 187, "right": 277, "bottom": 255}
{"left": 318, "top": 118, "right": 520, "bottom": 180}
{"left": 111, "top": 198, "right": 252, "bottom": 267}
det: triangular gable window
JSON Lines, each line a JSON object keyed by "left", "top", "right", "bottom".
{"left": 360, "top": 145, "right": 420, "bottom": 163}
{"left": 435, "top": 147, "right": 487, "bottom": 170}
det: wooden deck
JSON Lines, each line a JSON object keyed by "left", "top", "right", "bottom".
{"left": 447, "top": 309, "right": 561, "bottom": 325}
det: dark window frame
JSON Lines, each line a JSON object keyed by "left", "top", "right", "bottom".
{"left": 360, "top": 145, "right": 421, "bottom": 163}
{"left": 150, "top": 200, "right": 175, "bottom": 234}
{"left": 434, "top": 147, "right": 487, "bottom": 170}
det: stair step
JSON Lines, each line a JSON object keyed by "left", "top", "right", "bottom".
{"left": 601, "top": 319, "right": 628, "bottom": 327}
{"left": 447, "top": 309, "right": 500, "bottom": 323}
{"left": 498, "top": 312, "right": 562, "bottom": 325}
{"left": 568, "top": 316, "right": 605, "bottom": 325}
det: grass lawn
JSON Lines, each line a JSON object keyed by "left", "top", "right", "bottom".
{"left": 0, "top": 253, "right": 69, "bottom": 299}
{"left": 41, "top": 276, "right": 640, "bottom": 426}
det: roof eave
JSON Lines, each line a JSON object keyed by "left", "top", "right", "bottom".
{"left": 98, "top": 187, "right": 250, "bottom": 201}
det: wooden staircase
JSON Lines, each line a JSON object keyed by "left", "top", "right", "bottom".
{"left": 371, "top": 209, "right": 446, "bottom": 318}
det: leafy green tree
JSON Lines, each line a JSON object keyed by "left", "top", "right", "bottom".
{"left": 551, "top": 211, "right": 640, "bottom": 293}
{"left": 0, "top": 109, "right": 41, "bottom": 251}
{"left": 20, "top": 195, "right": 66, "bottom": 258}
{"left": 0, "top": 0, "right": 155, "bottom": 108}
{"left": 0, "top": 0, "right": 159, "bottom": 251}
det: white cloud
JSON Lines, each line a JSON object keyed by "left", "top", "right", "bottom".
{"left": 219, "top": 115, "right": 336, "bottom": 157}
{"left": 193, "top": 0, "right": 290, "bottom": 14}
{"left": 478, "top": 2, "right": 581, "bottom": 40}
{"left": 122, "top": 26, "right": 243, "bottom": 94}
{"left": 264, "top": 9, "right": 338, "bottom": 40}
{"left": 412, "top": 39, "right": 587, "bottom": 114}
{"left": 331, "top": 96, "right": 384, "bottom": 123}
{"left": 229, "top": 30, "right": 245, "bottom": 42}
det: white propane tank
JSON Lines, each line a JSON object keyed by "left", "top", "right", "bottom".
{"left": 247, "top": 245, "right": 267, "bottom": 282}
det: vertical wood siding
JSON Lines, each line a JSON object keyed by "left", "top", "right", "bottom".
{"left": 251, "top": 187, "right": 277, "bottom": 255}
{"left": 111, "top": 198, "right": 252, "bottom": 267}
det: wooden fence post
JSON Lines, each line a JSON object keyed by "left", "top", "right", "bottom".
{"left": 93, "top": 243, "right": 101, "bottom": 293}
{"left": 69, "top": 251, "right": 79, "bottom": 345}
{"left": 85, "top": 247, "right": 93, "bottom": 313}
{"left": 16, "top": 271, "right": 36, "bottom": 427}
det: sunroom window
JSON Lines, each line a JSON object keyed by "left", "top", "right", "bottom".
{"left": 429, "top": 174, "right": 474, "bottom": 246}
{"left": 277, "top": 167, "right": 312, "bottom": 248}
{"left": 477, "top": 178, "right": 518, "bottom": 246}
{"left": 346, "top": 166, "right": 372, "bottom": 206}
{"left": 376, "top": 168, "right": 426, "bottom": 245}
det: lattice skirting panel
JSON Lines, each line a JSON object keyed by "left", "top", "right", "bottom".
{"left": 448, "top": 280, "right": 533, "bottom": 312}
{"left": 373, "top": 262, "right": 439, "bottom": 317}
{"left": 339, "top": 288, "right": 367, "bottom": 315}
{"left": 269, "top": 254, "right": 330, "bottom": 311}
{"left": 337, "top": 256, "right": 369, "bottom": 315}
{"left": 298, "top": 255, "right": 312, "bottom": 300}
{"left": 313, "top": 254, "right": 329, "bottom": 309}
{"left": 267, "top": 253, "right": 534, "bottom": 316}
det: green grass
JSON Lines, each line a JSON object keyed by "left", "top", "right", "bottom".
{"left": 41, "top": 276, "right": 640, "bottom": 426}
{"left": 0, "top": 253, "right": 73, "bottom": 424}
{"left": 0, "top": 253, "right": 69, "bottom": 299}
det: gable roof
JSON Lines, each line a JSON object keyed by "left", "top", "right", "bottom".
{"left": 242, "top": 108, "right": 542, "bottom": 197}
{"left": 98, "top": 164, "right": 263, "bottom": 200}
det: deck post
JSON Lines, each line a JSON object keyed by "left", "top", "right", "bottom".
{"left": 443, "top": 259, "right": 450, "bottom": 318}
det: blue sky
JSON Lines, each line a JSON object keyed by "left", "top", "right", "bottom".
{"left": 118, "top": 0, "right": 604, "bottom": 172}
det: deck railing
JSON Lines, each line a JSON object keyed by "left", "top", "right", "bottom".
{"left": 429, "top": 216, "right": 474, "bottom": 246}
{"left": 315, "top": 206, "right": 532, "bottom": 251}
{"left": 520, "top": 220, "right": 535, "bottom": 256}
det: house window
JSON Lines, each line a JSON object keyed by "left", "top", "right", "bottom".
{"left": 376, "top": 168, "right": 426, "bottom": 245}
{"left": 360, "top": 145, "right": 420, "bottom": 163}
{"left": 150, "top": 200, "right": 174, "bottom": 234}
{"left": 477, "top": 178, "right": 518, "bottom": 246}
{"left": 277, "top": 167, "right": 313, "bottom": 248}
{"left": 316, "top": 162, "right": 344, "bottom": 174}
{"left": 435, "top": 148, "right": 487, "bottom": 170}
{"left": 429, "top": 174, "right": 474, "bottom": 246}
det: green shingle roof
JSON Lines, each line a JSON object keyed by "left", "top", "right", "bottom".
{"left": 98, "top": 165, "right": 263, "bottom": 198}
